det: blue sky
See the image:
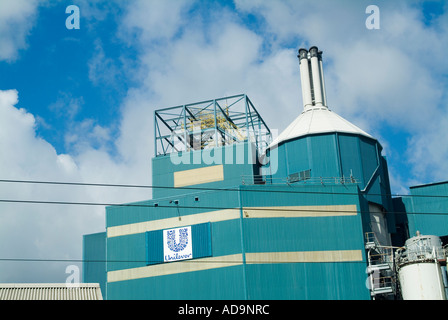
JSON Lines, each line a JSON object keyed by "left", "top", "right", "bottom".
{"left": 0, "top": 1, "right": 134, "bottom": 154}
{"left": 0, "top": 0, "right": 447, "bottom": 283}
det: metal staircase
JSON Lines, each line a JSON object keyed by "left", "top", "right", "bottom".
{"left": 365, "top": 232, "right": 396, "bottom": 299}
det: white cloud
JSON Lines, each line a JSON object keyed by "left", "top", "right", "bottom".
{"left": 0, "top": 0, "right": 41, "bottom": 62}
{"left": 0, "top": 89, "right": 87, "bottom": 282}
{"left": 119, "top": 4, "right": 302, "bottom": 133}
{"left": 88, "top": 39, "right": 121, "bottom": 87}
{"left": 139, "top": 22, "right": 263, "bottom": 104}
{"left": 114, "top": 1, "right": 301, "bottom": 175}
{"left": 0, "top": 89, "right": 150, "bottom": 282}
{"left": 233, "top": 0, "right": 448, "bottom": 190}
{"left": 120, "top": 0, "right": 195, "bottom": 44}
{"left": 406, "top": 113, "right": 448, "bottom": 183}
{"left": 49, "top": 93, "right": 84, "bottom": 120}
{"left": 64, "top": 119, "right": 112, "bottom": 154}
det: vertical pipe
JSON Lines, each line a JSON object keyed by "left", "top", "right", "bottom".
{"left": 441, "top": 266, "right": 448, "bottom": 298}
{"left": 309, "top": 46, "right": 323, "bottom": 107}
{"left": 154, "top": 111, "right": 157, "bottom": 156}
{"left": 298, "top": 48, "right": 313, "bottom": 110}
{"left": 244, "top": 94, "right": 249, "bottom": 141}
{"left": 238, "top": 187, "right": 248, "bottom": 300}
{"left": 434, "top": 253, "right": 446, "bottom": 300}
{"left": 213, "top": 99, "right": 218, "bottom": 147}
{"left": 183, "top": 105, "right": 188, "bottom": 151}
{"left": 318, "top": 50, "right": 327, "bottom": 107}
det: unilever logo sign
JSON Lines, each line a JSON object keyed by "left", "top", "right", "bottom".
{"left": 163, "top": 226, "right": 193, "bottom": 262}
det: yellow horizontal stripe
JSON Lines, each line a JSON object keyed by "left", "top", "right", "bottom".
{"left": 174, "top": 165, "right": 224, "bottom": 187}
{"left": 107, "top": 254, "right": 243, "bottom": 283}
{"left": 107, "top": 208, "right": 239, "bottom": 238}
{"left": 107, "top": 204, "right": 358, "bottom": 238}
{"left": 245, "top": 250, "right": 363, "bottom": 264}
{"left": 107, "top": 250, "right": 363, "bottom": 283}
{"left": 242, "top": 204, "right": 357, "bottom": 218}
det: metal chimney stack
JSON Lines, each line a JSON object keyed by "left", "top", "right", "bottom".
{"left": 298, "top": 46, "right": 327, "bottom": 111}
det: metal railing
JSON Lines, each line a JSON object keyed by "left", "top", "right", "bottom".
{"left": 154, "top": 94, "right": 272, "bottom": 157}
{"left": 369, "top": 275, "right": 395, "bottom": 296}
{"left": 364, "top": 232, "right": 397, "bottom": 298}
{"left": 365, "top": 232, "right": 395, "bottom": 270}
{"left": 241, "top": 175, "right": 359, "bottom": 186}
{"left": 395, "top": 243, "right": 446, "bottom": 267}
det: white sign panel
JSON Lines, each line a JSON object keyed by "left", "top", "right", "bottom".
{"left": 163, "top": 226, "right": 193, "bottom": 262}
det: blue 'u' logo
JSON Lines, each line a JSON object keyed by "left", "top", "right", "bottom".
{"left": 166, "top": 228, "right": 189, "bottom": 252}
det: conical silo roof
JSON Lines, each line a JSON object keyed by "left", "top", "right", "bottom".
{"left": 269, "top": 106, "right": 374, "bottom": 149}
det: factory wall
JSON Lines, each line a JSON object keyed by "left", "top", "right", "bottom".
{"left": 270, "top": 132, "right": 391, "bottom": 210}
{"left": 82, "top": 232, "right": 107, "bottom": 299}
{"left": 85, "top": 153, "right": 445, "bottom": 300}
{"left": 83, "top": 132, "right": 400, "bottom": 300}
{"left": 105, "top": 186, "right": 245, "bottom": 299}
{"left": 239, "top": 184, "right": 371, "bottom": 299}
{"left": 402, "top": 181, "right": 448, "bottom": 238}
{"left": 104, "top": 182, "right": 373, "bottom": 300}
{"left": 390, "top": 197, "right": 409, "bottom": 247}
{"left": 152, "top": 141, "right": 259, "bottom": 199}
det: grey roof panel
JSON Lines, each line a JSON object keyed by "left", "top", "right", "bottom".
{"left": 0, "top": 283, "right": 103, "bottom": 300}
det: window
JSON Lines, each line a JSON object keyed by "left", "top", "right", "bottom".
{"left": 287, "top": 169, "right": 311, "bottom": 183}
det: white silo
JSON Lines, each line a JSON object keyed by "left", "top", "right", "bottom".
{"left": 396, "top": 232, "right": 447, "bottom": 300}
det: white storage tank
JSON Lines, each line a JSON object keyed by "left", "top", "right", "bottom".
{"left": 396, "top": 233, "right": 447, "bottom": 300}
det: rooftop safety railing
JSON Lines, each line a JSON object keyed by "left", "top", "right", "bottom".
{"left": 241, "top": 175, "right": 359, "bottom": 186}
{"left": 395, "top": 242, "right": 447, "bottom": 267}
{"left": 154, "top": 94, "right": 271, "bottom": 157}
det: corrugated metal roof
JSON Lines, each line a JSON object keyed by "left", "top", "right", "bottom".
{"left": 0, "top": 283, "right": 103, "bottom": 300}
{"left": 269, "top": 107, "right": 374, "bottom": 149}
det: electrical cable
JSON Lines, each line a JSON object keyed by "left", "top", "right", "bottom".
{"left": 0, "top": 179, "right": 446, "bottom": 265}
{"left": 0, "top": 178, "right": 447, "bottom": 198}
{"left": 0, "top": 257, "right": 345, "bottom": 264}
{"left": 0, "top": 198, "right": 447, "bottom": 215}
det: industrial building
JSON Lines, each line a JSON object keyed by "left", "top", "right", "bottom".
{"left": 83, "top": 46, "right": 448, "bottom": 300}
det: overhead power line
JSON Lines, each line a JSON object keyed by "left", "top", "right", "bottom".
{"left": 0, "top": 258, "right": 230, "bottom": 263}
{"left": 0, "top": 198, "right": 447, "bottom": 216}
{"left": 0, "top": 178, "right": 447, "bottom": 199}
{"left": 0, "top": 257, "right": 363, "bottom": 264}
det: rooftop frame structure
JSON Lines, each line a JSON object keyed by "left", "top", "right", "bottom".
{"left": 154, "top": 94, "right": 271, "bottom": 157}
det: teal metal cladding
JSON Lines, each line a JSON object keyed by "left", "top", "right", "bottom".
{"left": 102, "top": 119, "right": 384, "bottom": 300}
{"left": 191, "top": 222, "right": 212, "bottom": 258}
{"left": 82, "top": 232, "right": 107, "bottom": 299}
{"left": 152, "top": 141, "right": 259, "bottom": 199}
{"left": 104, "top": 183, "right": 373, "bottom": 300}
{"left": 271, "top": 132, "right": 392, "bottom": 212}
{"left": 273, "top": 133, "right": 381, "bottom": 188}
{"left": 107, "top": 265, "right": 247, "bottom": 300}
{"left": 83, "top": 93, "right": 407, "bottom": 300}
{"left": 146, "top": 229, "right": 163, "bottom": 265}
{"left": 404, "top": 181, "right": 448, "bottom": 237}
{"left": 245, "top": 263, "right": 368, "bottom": 300}
{"left": 101, "top": 132, "right": 386, "bottom": 300}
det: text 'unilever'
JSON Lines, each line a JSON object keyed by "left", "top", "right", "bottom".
{"left": 163, "top": 226, "right": 193, "bottom": 262}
